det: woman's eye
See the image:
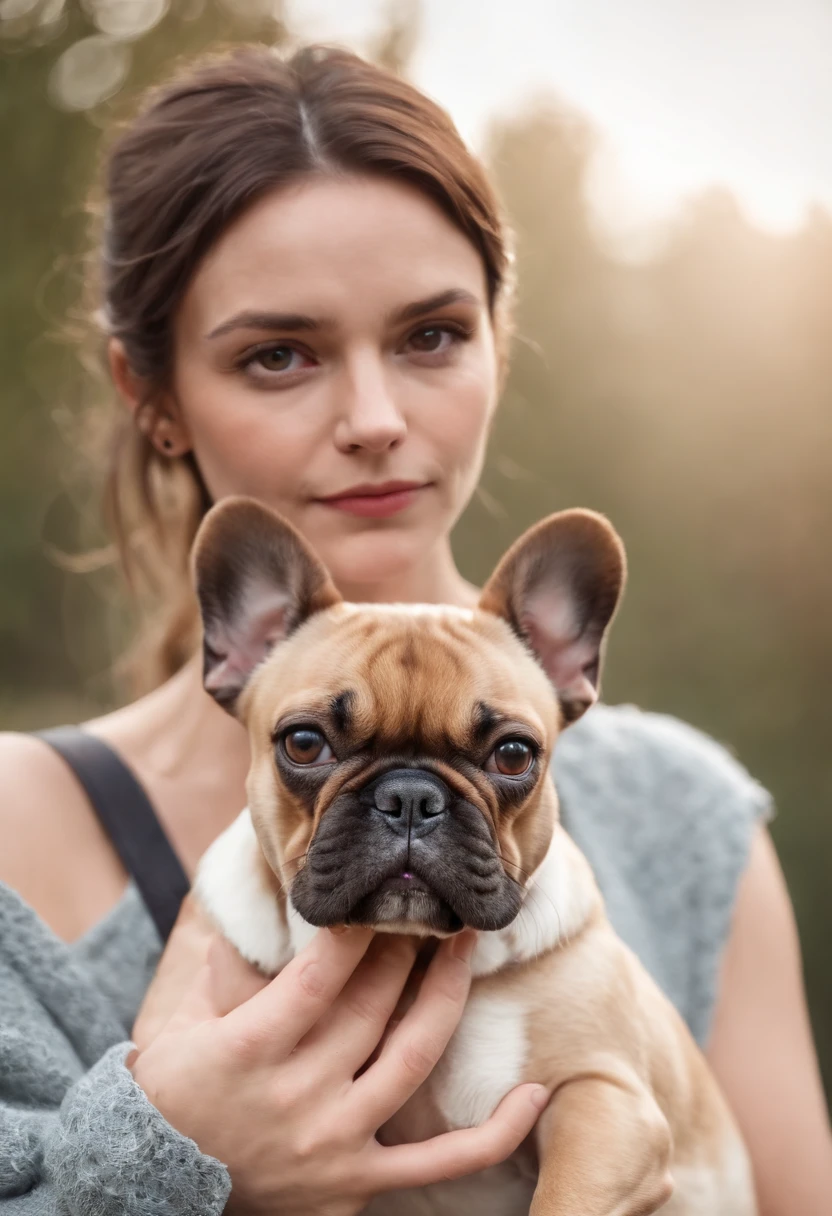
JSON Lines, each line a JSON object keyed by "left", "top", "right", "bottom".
{"left": 410, "top": 327, "right": 447, "bottom": 352}
{"left": 282, "top": 728, "right": 334, "bottom": 766}
{"left": 487, "top": 739, "right": 534, "bottom": 777}
{"left": 253, "top": 345, "right": 304, "bottom": 372}
{"left": 237, "top": 344, "right": 317, "bottom": 380}
{"left": 407, "top": 324, "right": 468, "bottom": 356}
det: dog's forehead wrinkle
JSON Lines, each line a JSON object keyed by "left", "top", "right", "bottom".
{"left": 472, "top": 700, "right": 505, "bottom": 741}
{"left": 329, "top": 688, "right": 354, "bottom": 733}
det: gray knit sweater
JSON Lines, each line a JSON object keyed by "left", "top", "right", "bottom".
{"left": 0, "top": 704, "right": 772, "bottom": 1211}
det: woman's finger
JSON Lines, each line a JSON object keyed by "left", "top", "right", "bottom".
{"left": 365, "top": 1083, "right": 549, "bottom": 1194}
{"left": 347, "top": 931, "right": 476, "bottom": 1129}
{"left": 220, "top": 923, "right": 375, "bottom": 1059}
{"left": 299, "top": 933, "right": 419, "bottom": 1074}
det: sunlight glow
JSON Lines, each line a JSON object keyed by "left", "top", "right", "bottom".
{"left": 284, "top": 0, "right": 832, "bottom": 249}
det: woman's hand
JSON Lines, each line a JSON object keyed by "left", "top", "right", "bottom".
{"left": 128, "top": 921, "right": 548, "bottom": 1216}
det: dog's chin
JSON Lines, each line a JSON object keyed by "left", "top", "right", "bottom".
{"left": 347, "top": 880, "right": 465, "bottom": 936}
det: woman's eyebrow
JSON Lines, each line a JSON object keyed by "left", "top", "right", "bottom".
{"left": 391, "top": 287, "right": 481, "bottom": 324}
{"left": 204, "top": 288, "right": 481, "bottom": 342}
{"left": 205, "top": 310, "right": 320, "bottom": 340}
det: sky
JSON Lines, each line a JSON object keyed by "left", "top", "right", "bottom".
{"left": 284, "top": 0, "right": 832, "bottom": 256}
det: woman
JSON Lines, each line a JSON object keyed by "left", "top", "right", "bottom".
{"left": 0, "top": 43, "right": 829, "bottom": 1214}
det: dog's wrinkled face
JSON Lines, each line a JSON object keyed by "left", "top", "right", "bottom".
{"left": 244, "top": 603, "right": 558, "bottom": 935}
{"left": 192, "top": 499, "right": 625, "bottom": 936}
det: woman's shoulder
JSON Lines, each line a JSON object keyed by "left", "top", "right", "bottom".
{"left": 0, "top": 729, "right": 96, "bottom": 882}
{"left": 555, "top": 700, "right": 772, "bottom": 825}
{"left": 0, "top": 730, "right": 129, "bottom": 942}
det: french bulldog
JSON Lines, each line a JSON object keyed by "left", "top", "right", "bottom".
{"left": 190, "top": 496, "right": 757, "bottom": 1216}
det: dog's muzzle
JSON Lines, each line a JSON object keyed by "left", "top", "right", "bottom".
{"left": 290, "top": 764, "right": 524, "bottom": 935}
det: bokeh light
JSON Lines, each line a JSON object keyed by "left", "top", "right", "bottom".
{"left": 87, "top": 0, "right": 168, "bottom": 40}
{"left": 48, "top": 32, "right": 130, "bottom": 110}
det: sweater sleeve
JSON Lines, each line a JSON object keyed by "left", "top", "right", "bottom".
{"left": 0, "top": 883, "right": 231, "bottom": 1214}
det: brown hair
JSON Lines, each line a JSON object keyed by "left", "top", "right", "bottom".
{"left": 90, "top": 42, "right": 514, "bottom": 695}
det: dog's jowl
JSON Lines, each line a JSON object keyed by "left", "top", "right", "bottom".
{"left": 190, "top": 495, "right": 757, "bottom": 1216}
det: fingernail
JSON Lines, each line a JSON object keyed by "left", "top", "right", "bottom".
{"left": 451, "top": 930, "right": 476, "bottom": 962}
{"left": 528, "top": 1085, "right": 549, "bottom": 1111}
{"left": 328, "top": 923, "right": 350, "bottom": 936}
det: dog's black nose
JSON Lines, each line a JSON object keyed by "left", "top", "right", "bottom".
{"left": 369, "top": 768, "right": 450, "bottom": 835}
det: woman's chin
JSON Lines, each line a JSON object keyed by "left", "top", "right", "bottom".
{"left": 311, "top": 525, "right": 436, "bottom": 594}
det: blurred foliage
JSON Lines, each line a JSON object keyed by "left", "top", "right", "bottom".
{"left": 1, "top": 0, "right": 830, "bottom": 1101}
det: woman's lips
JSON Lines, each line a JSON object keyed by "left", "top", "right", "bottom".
{"left": 316, "top": 484, "right": 429, "bottom": 518}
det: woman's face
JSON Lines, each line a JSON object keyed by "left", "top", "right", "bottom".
{"left": 170, "top": 174, "right": 498, "bottom": 592}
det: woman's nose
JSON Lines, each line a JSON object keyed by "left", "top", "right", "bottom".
{"left": 333, "top": 352, "right": 407, "bottom": 454}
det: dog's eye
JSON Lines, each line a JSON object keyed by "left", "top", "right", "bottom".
{"left": 282, "top": 728, "right": 334, "bottom": 766}
{"left": 487, "top": 739, "right": 534, "bottom": 777}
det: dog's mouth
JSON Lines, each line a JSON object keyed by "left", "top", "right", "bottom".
{"left": 379, "top": 871, "right": 429, "bottom": 893}
{"left": 347, "top": 870, "right": 465, "bottom": 935}
{"left": 290, "top": 854, "right": 470, "bottom": 935}
{"left": 289, "top": 783, "right": 524, "bottom": 935}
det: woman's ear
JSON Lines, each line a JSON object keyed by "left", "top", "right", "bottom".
{"left": 108, "top": 338, "right": 143, "bottom": 416}
{"left": 108, "top": 337, "right": 191, "bottom": 457}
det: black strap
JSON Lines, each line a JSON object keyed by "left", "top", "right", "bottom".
{"left": 33, "top": 726, "right": 190, "bottom": 943}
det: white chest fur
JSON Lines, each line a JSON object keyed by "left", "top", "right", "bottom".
{"left": 432, "top": 992, "right": 528, "bottom": 1129}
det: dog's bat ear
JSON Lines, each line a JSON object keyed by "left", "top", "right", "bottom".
{"left": 190, "top": 496, "right": 341, "bottom": 714}
{"left": 479, "top": 509, "right": 626, "bottom": 724}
